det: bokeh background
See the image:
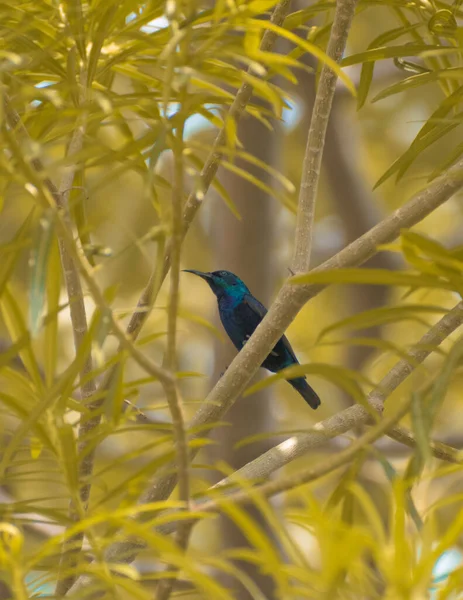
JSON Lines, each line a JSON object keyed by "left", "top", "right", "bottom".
{"left": 2, "top": 1, "right": 463, "bottom": 598}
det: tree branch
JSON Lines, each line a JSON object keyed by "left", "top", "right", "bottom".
{"left": 292, "top": 0, "right": 358, "bottom": 273}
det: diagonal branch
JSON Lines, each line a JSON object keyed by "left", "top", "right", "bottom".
{"left": 215, "top": 306, "right": 463, "bottom": 503}
{"left": 214, "top": 302, "right": 463, "bottom": 493}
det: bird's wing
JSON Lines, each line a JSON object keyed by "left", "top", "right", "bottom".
{"left": 243, "top": 294, "right": 299, "bottom": 364}
{"left": 243, "top": 293, "right": 267, "bottom": 319}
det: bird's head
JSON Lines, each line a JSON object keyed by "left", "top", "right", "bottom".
{"left": 183, "top": 269, "right": 249, "bottom": 299}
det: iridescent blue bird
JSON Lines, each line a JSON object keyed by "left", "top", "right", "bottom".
{"left": 184, "top": 269, "right": 320, "bottom": 409}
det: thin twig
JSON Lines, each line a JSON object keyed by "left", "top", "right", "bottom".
{"left": 54, "top": 69, "right": 102, "bottom": 596}
{"left": 154, "top": 139, "right": 191, "bottom": 600}
{"left": 165, "top": 140, "right": 190, "bottom": 509}
{"left": 292, "top": 0, "right": 358, "bottom": 273}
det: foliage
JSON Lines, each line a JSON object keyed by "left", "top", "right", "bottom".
{"left": 1, "top": 0, "right": 463, "bottom": 599}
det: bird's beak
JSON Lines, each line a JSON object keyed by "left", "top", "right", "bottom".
{"left": 183, "top": 269, "right": 213, "bottom": 281}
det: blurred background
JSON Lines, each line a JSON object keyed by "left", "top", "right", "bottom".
{"left": 2, "top": 1, "right": 463, "bottom": 598}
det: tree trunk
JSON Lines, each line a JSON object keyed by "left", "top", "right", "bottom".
{"left": 209, "top": 114, "right": 281, "bottom": 600}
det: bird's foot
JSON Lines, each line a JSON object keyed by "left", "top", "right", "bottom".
{"left": 219, "top": 365, "right": 229, "bottom": 378}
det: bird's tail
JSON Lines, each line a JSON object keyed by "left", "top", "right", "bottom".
{"left": 288, "top": 377, "right": 321, "bottom": 410}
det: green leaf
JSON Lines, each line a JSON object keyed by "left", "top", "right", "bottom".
{"left": 0, "top": 390, "right": 53, "bottom": 454}
{"left": 0, "top": 286, "right": 43, "bottom": 391}
{"left": 43, "top": 238, "right": 61, "bottom": 387}
{"left": 429, "top": 337, "right": 463, "bottom": 421}
{"left": 326, "top": 453, "right": 366, "bottom": 516}
{"left": 401, "top": 231, "right": 450, "bottom": 258}
{"left": 87, "top": 5, "right": 118, "bottom": 85}
{"left": 29, "top": 209, "right": 55, "bottom": 337}
{"left": 283, "top": 4, "right": 336, "bottom": 31}
{"left": 220, "top": 159, "right": 290, "bottom": 206}
{"left": 410, "top": 391, "right": 432, "bottom": 475}
{"left": 319, "top": 336, "right": 420, "bottom": 364}
{"left": 65, "top": 0, "right": 86, "bottom": 60}
{"left": 218, "top": 499, "right": 282, "bottom": 574}
{"left": 372, "top": 68, "right": 463, "bottom": 103}
{"left": 428, "top": 9, "right": 458, "bottom": 38}
{"left": 400, "top": 232, "right": 463, "bottom": 290}
{"left": 317, "top": 304, "right": 447, "bottom": 341}
{"left": 291, "top": 268, "right": 455, "bottom": 291}
{"left": 0, "top": 210, "right": 34, "bottom": 300}
{"left": 375, "top": 453, "right": 423, "bottom": 532}
{"left": 374, "top": 116, "right": 460, "bottom": 188}
{"left": 240, "top": 72, "right": 285, "bottom": 117}
{"left": 357, "top": 24, "right": 423, "bottom": 109}
{"left": 342, "top": 43, "right": 442, "bottom": 67}
{"left": 428, "top": 138, "right": 463, "bottom": 181}
{"left": 185, "top": 152, "right": 241, "bottom": 219}
{"left": 250, "top": 19, "right": 356, "bottom": 95}
{"left": 57, "top": 421, "right": 79, "bottom": 494}
{"left": 346, "top": 481, "right": 388, "bottom": 544}
{"left": 105, "top": 356, "right": 127, "bottom": 426}
{"left": 190, "top": 140, "right": 296, "bottom": 193}
{"left": 29, "top": 435, "right": 43, "bottom": 460}
{"left": 415, "top": 84, "right": 463, "bottom": 141}
{"left": 244, "top": 363, "right": 373, "bottom": 406}
{"left": 178, "top": 309, "right": 224, "bottom": 341}
{"left": 374, "top": 84, "right": 463, "bottom": 187}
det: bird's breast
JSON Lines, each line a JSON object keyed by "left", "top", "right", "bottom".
{"left": 217, "top": 299, "right": 247, "bottom": 351}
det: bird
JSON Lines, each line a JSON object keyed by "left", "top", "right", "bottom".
{"left": 184, "top": 269, "right": 320, "bottom": 409}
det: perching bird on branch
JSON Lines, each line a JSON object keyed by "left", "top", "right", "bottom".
{"left": 184, "top": 269, "right": 320, "bottom": 409}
